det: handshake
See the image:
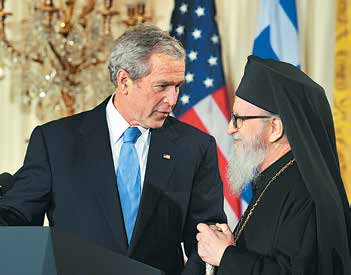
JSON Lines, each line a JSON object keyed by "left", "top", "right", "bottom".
{"left": 196, "top": 223, "right": 235, "bottom": 272}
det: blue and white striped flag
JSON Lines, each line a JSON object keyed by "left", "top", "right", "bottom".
{"left": 241, "top": 0, "right": 300, "bottom": 211}
{"left": 253, "top": 0, "right": 299, "bottom": 65}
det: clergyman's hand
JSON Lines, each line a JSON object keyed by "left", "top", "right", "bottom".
{"left": 196, "top": 223, "right": 235, "bottom": 266}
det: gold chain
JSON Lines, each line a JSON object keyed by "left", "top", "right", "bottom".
{"left": 234, "top": 158, "right": 296, "bottom": 243}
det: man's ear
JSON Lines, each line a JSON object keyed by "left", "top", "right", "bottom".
{"left": 268, "top": 117, "right": 284, "bottom": 143}
{"left": 116, "top": 69, "right": 130, "bottom": 94}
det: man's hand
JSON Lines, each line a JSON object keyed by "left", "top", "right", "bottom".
{"left": 196, "top": 223, "right": 235, "bottom": 266}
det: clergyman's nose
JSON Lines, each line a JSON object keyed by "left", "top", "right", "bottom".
{"left": 227, "top": 120, "right": 238, "bottom": 135}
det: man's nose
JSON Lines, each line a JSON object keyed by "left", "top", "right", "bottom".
{"left": 164, "top": 87, "right": 178, "bottom": 106}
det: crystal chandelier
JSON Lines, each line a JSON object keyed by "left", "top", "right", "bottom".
{"left": 0, "top": 0, "right": 150, "bottom": 121}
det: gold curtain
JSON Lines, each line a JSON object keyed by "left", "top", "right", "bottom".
{"left": 334, "top": 0, "right": 351, "bottom": 203}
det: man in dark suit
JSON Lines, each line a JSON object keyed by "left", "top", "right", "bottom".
{"left": 0, "top": 25, "right": 226, "bottom": 274}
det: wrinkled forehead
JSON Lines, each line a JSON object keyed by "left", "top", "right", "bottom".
{"left": 233, "top": 96, "right": 268, "bottom": 115}
{"left": 148, "top": 53, "right": 185, "bottom": 74}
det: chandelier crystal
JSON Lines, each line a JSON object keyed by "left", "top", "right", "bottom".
{"left": 0, "top": 0, "right": 150, "bottom": 121}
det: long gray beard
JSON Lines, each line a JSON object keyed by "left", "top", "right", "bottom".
{"left": 227, "top": 132, "right": 267, "bottom": 194}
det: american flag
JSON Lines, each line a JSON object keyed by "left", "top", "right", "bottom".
{"left": 241, "top": 0, "right": 300, "bottom": 208}
{"left": 170, "top": 0, "right": 241, "bottom": 229}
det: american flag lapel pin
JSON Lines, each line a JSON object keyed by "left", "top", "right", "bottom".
{"left": 162, "top": 154, "right": 171, "bottom": 160}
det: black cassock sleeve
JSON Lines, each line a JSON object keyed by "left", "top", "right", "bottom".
{"left": 217, "top": 199, "right": 318, "bottom": 275}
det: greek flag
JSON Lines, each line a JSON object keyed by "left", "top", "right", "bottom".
{"left": 241, "top": 0, "right": 300, "bottom": 210}
{"left": 253, "top": 0, "right": 299, "bottom": 65}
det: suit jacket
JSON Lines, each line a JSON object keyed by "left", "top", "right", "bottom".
{"left": 0, "top": 97, "right": 226, "bottom": 274}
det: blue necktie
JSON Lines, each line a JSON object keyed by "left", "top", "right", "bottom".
{"left": 116, "top": 127, "right": 142, "bottom": 244}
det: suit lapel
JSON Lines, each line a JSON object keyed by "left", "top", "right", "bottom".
{"left": 129, "top": 119, "right": 180, "bottom": 254}
{"left": 78, "top": 97, "right": 128, "bottom": 253}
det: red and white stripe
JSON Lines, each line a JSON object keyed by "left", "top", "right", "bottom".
{"left": 179, "top": 87, "right": 242, "bottom": 230}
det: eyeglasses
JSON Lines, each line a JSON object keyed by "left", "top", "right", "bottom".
{"left": 231, "top": 112, "right": 275, "bottom": 129}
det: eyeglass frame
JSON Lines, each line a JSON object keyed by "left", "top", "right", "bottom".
{"left": 231, "top": 112, "right": 277, "bottom": 129}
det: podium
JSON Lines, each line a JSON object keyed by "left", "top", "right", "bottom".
{"left": 0, "top": 227, "right": 165, "bottom": 275}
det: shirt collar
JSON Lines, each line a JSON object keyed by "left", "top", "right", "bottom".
{"left": 106, "top": 94, "right": 150, "bottom": 144}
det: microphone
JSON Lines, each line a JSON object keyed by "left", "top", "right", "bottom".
{"left": 0, "top": 173, "right": 14, "bottom": 197}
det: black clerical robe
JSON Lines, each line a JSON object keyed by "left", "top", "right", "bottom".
{"left": 217, "top": 152, "right": 319, "bottom": 274}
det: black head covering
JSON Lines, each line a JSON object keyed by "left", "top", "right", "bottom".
{"left": 236, "top": 55, "right": 351, "bottom": 274}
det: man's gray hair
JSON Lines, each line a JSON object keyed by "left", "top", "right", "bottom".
{"left": 108, "top": 25, "right": 185, "bottom": 86}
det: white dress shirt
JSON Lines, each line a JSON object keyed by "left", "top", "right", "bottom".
{"left": 106, "top": 94, "right": 151, "bottom": 188}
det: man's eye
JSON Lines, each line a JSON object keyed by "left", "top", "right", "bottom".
{"left": 157, "top": 85, "right": 167, "bottom": 89}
